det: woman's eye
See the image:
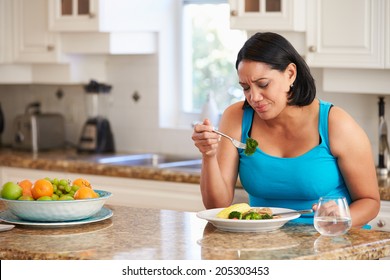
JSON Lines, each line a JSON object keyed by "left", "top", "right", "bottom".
{"left": 242, "top": 86, "right": 250, "bottom": 91}
{"left": 258, "top": 83, "right": 269, "bottom": 88}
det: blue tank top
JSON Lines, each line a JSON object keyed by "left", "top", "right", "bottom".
{"left": 238, "top": 100, "right": 351, "bottom": 224}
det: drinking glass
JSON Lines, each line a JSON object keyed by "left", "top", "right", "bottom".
{"left": 314, "top": 196, "right": 352, "bottom": 236}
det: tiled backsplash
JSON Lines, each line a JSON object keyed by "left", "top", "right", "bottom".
{"left": 0, "top": 55, "right": 199, "bottom": 156}
{"left": 0, "top": 61, "right": 387, "bottom": 160}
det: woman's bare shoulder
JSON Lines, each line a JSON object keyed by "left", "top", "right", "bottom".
{"left": 328, "top": 105, "right": 370, "bottom": 155}
{"left": 219, "top": 101, "right": 245, "bottom": 135}
{"left": 328, "top": 105, "right": 359, "bottom": 131}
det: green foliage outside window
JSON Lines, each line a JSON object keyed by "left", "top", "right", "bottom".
{"left": 185, "top": 4, "right": 246, "bottom": 113}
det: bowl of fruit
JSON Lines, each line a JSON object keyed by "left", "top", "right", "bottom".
{"left": 0, "top": 177, "right": 112, "bottom": 222}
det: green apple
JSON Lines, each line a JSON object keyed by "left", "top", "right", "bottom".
{"left": 1, "top": 181, "right": 23, "bottom": 200}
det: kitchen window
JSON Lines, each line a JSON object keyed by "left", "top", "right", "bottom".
{"left": 181, "top": 0, "right": 246, "bottom": 122}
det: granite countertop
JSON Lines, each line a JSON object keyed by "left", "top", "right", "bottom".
{"left": 1, "top": 148, "right": 390, "bottom": 201}
{"left": 0, "top": 148, "right": 201, "bottom": 184}
{"left": 1, "top": 203, "right": 390, "bottom": 260}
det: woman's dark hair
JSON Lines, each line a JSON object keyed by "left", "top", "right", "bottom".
{"left": 236, "top": 32, "right": 316, "bottom": 107}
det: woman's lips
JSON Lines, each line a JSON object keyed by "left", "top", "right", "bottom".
{"left": 254, "top": 103, "right": 269, "bottom": 113}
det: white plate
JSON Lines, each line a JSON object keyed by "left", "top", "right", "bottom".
{"left": 0, "top": 224, "right": 15, "bottom": 232}
{"left": 196, "top": 207, "right": 300, "bottom": 232}
{"left": 0, "top": 207, "right": 113, "bottom": 228}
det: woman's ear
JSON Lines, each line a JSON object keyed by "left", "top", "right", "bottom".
{"left": 286, "top": 63, "right": 297, "bottom": 84}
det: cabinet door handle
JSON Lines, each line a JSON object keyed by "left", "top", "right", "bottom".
{"left": 47, "top": 45, "right": 55, "bottom": 52}
{"left": 308, "top": 45, "right": 317, "bottom": 53}
{"left": 377, "top": 220, "right": 386, "bottom": 228}
{"left": 230, "top": 10, "right": 237, "bottom": 16}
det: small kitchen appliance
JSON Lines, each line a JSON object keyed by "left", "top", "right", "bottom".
{"left": 0, "top": 102, "right": 4, "bottom": 147}
{"left": 77, "top": 80, "right": 115, "bottom": 154}
{"left": 378, "top": 97, "right": 389, "bottom": 176}
{"left": 12, "top": 102, "right": 65, "bottom": 152}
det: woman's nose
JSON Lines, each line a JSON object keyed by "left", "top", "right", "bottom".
{"left": 249, "top": 89, "right": 264, "bottom": 102}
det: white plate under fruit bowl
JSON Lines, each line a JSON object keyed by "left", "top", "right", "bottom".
{"left": 0, "top": 207, "right": 113, "bottom": 228}
{"left": 0, "top": 190, "right": 112, "bottom": 222}
{"left": 196, "top": 207, "right": 300, "bottom": 232}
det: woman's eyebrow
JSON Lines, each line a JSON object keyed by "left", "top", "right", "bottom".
{"left": 239, "top": 78, "right": 268, "bottom": 84}
{"left": 252, "top": 77, "right": 268, "bottom": 83}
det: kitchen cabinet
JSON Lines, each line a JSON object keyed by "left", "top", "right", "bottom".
{"left": 48, "top": 0, "right": 168, "bottom": 32}
{"left": 229, "top": 0, "right": 306, "bottom": 31}
{"left": 306, "top": 0, "right": 385, "bottom": 69}
{"left": 1, "top": 0, "right": 160, "bottom": 84}
{"left": 13, "top": 0, "right": 61, "bottom": 63}
{"left": 48, "top": 0, "right": 160, "bottom": 54}
{"left": 48, "top": 0, "right": 99, "bottom": 32}
{"left": 0, "top": 0, "right": 12, "bottom": 64}
{"left": 0, "top": 0, "right": 63, "bottom": 83}
{"left": 386, "top": 0, "right": 390, "bottom": 68}
{"left": 0, "top": 167, "right": 205, "bottom": 212}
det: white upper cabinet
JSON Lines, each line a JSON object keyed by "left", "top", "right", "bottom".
{"left": 386, "top": 0, "right": 390, "bottom": 68}
{"left": 0, "top": 0, "right": 12, "bottom": 63}
{"left": 229, "top": 0, "right": 306, "bottom": 31}
{"left": 48, "top": 0, "right": 100, "bottom": 32}
{"left": 48, "top": 0, "right": 159, "bottom": 55}
{"left": 48, "top": 0, "right": 167, "bottom": 32}
{"left": 306, "top": 0, "right": 385, "bottom": 69}
{"left": 13, "top": 0, "right": 61, "bottom": 63}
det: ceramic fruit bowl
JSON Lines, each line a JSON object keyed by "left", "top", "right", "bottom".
{"left": 0, "top": 190, "right": 112, "bottom": 222}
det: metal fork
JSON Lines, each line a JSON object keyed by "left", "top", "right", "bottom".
{"left": 212, "top": 129, "right": 246, "bottom": 149}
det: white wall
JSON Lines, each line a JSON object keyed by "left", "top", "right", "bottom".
{"left": 312, "top": 68, "right": 380, "bottom": 161}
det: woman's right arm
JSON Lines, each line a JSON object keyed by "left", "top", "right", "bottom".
{"left": 192, "top": 102, "right": 243, "bottom": 209}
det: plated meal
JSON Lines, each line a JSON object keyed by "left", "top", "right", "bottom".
{"left": 197, "top": 203, "right": 300, "bottom": 232}
{"left": 216, "top": 203, "right": 280, "bottom": 220}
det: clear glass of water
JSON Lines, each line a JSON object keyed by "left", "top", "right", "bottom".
{"left": 314, "top": 196, "right": 352, "bottom": 236}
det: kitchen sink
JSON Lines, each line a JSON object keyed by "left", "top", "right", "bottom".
{"left": 81, "top": 153, "right": 202, "bottom": 172}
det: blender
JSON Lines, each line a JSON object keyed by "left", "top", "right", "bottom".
{"left": 77, "top": 80, "right": 115, "bottom": 153}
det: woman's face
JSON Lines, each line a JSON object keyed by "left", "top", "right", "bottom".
{"left": 237, "top": 60, "right": 295, "bottom": 120}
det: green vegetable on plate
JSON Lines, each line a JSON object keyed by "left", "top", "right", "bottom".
{"left": 228, "top": 211, "right": 243, "bottom": 219}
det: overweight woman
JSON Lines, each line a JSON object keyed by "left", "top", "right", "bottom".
{"left": 192, "top": 32, "right": 380, "bottom": 227}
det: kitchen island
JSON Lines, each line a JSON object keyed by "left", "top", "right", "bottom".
{"left": 1, "top": 202, "right": 390, "bottom": 260}
{"left": 1, "top": 148, "right": 390, "bottom": 200}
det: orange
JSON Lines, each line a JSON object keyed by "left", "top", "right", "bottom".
{"left": 18, "top": 179, "right": 33, "bottom": 197}
{"left": 31, "top": 179, "right": 54, "bottom": 200}
{"left": 74, "top": 186, "right": 99, "bottom": 200}
{"left": 72, "top": 178, "right": 92, "bottom": 188}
